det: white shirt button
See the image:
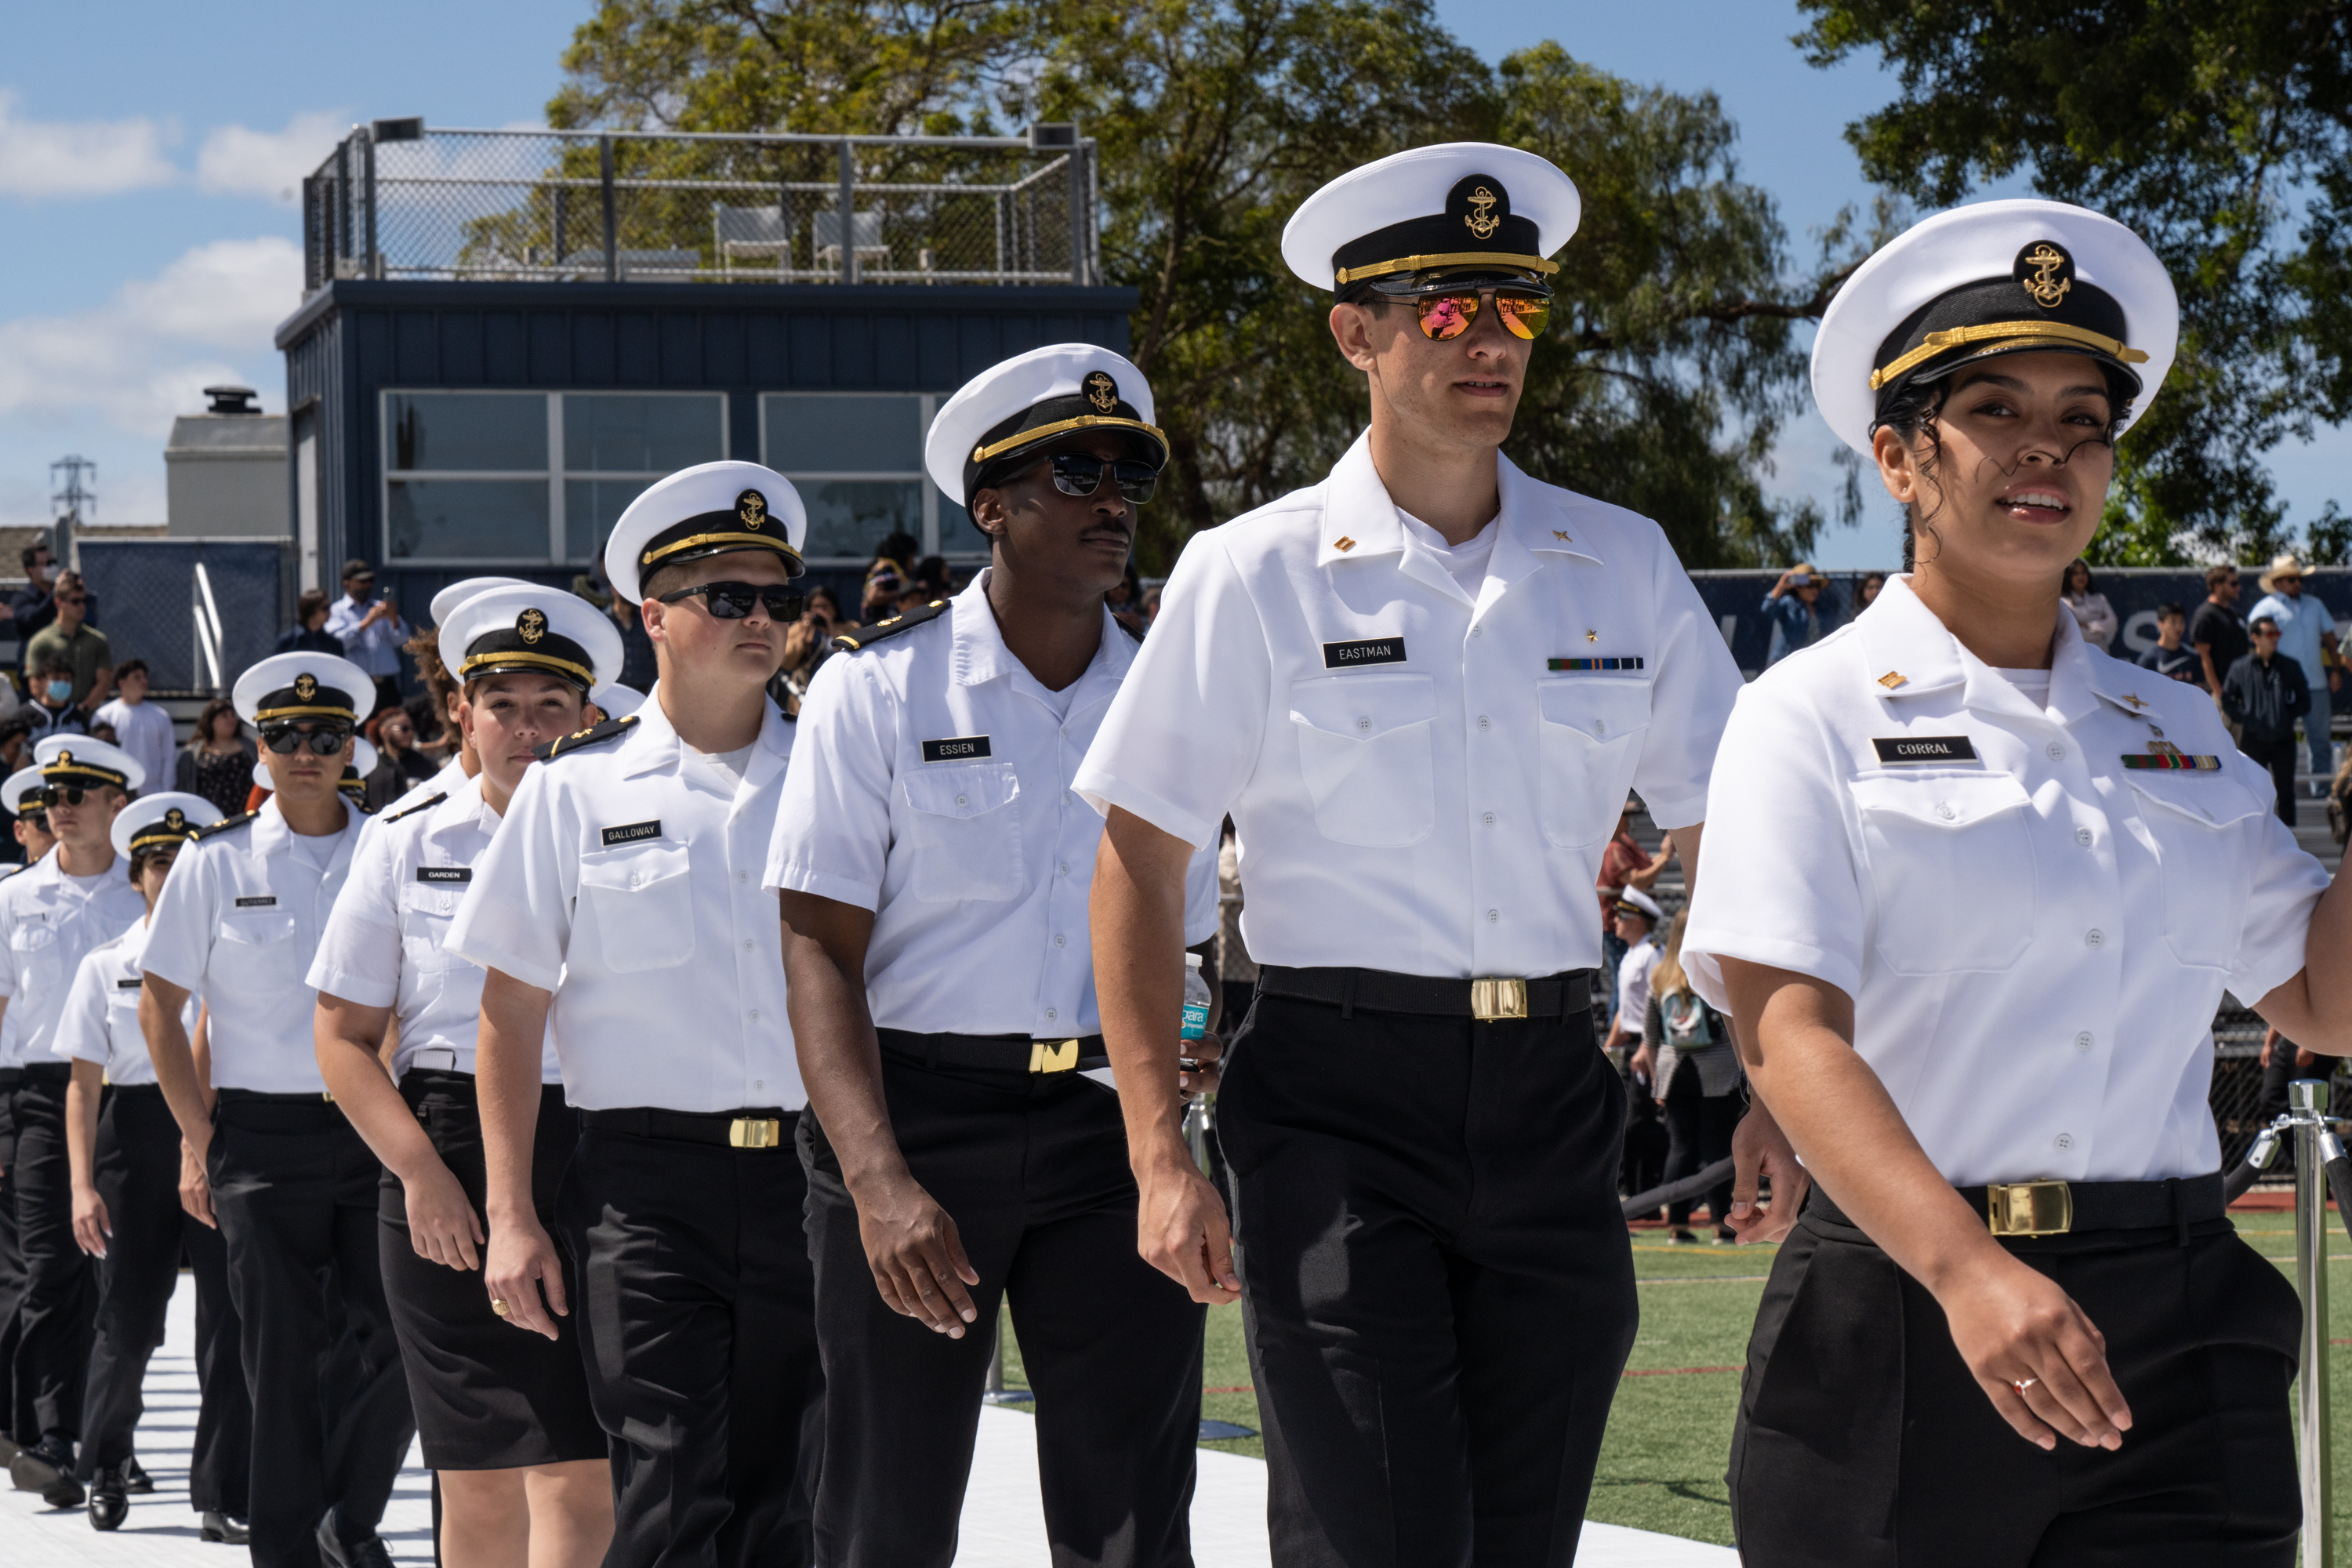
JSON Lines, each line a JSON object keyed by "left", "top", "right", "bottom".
{"left": 748, "top": 1009, "right": 760, "bottom": 1021}
{"left": 2046, "top": 742, "right": 2066, "bottom": 760}
{"left": 1045, "top": 1007, "right": 1058, "bottom": 1022}
{"left": 2053, "top": 1132, "right": 2074, "bottom": 1150}
{"left": 1592, "top": 718, "right": 1606, "bottom": 737}
{"left": 1482, "top": 812, "right": 1496, "bottom": 826}
{"left": 1054, "top": 934, "right": 1065, "bottom": 947}
{"left": 1058, "top": 862, "right": 1069, "bottom": 877}
{"left": 738, "top": 871, "right": 748, "bottom": 883}
{"left": 1934, "top": 804, "right": 1955, "bottom": 821}
{"left": 2074, "top": 1031, "right": 2094, "bottom": 1052}
{"left": 754, "top": 1079, "right": 764, "bottom": 1091}
{"left": 2085, "top": 929, "right": 2104, "bottom": 949}
{"left": 1486, "top": 909, "right": 1499, "bottom": 924}
{"left": 956, "top": 793, "right": 968, "bottom": 805}
{"left": 1356, "top": 718, "right": 1370, "bottom": 731}
{"left": 1477, "top": 715, "right": 1490, "bottom": 730}
{"left": 744, "top": 939, "right": 755, "bottom": 951}
{"left": 2075, "top": 827, "right": 2093, "bottom": 845}
{"left": 1471, "top": 625, "right": 1483, "bottom": 637}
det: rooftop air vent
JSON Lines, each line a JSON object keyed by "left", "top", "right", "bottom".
{"left": 204, "top": 385, "right": 261, "bottom": 416}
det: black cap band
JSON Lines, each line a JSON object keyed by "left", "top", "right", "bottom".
{"left": 638, "top": 488, "right": 804, "bottom": 583}
{"left": 960, "top": 370, "right": 1169, "bottom": 506}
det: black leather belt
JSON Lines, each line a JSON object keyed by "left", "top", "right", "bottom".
{"left": 877, "top": 1029, "right": 1108, "bottom": 1075}
{"left": 0, "top": 1067, "right": 20, "bottom": 1089}
{"left": 19, "top": 1061, "right": 68, "bottom": 1085}
{"left": 107, "top": 1083, "right": 165, "bottom": 1101}
{"left": 216, "top": 1087, "right": 337, "bottom": 1105}
{"left": 582, "top": 1105, "right": 793, "bottom": 1150}
{"left": 1813, "top": 1173, "right": 2226, "bottom": 1240}
{"left": 1256, "top": 966, "right": 1592, "bottom": 1022}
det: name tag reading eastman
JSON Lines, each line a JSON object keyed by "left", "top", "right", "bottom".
{"left": 920, "top": 736, "right": 993, "bottom": 764}
{"left": 1871, "top": 736, "right": 1980, "bottom": 765}
{"left": 599, "top": 820, "right": 662, "bottom": 848}
{"left": 416, "top": 866, "right": 471, "bottom": 884}
{"left": 1323, "top": 637, "right": 1407, "bottom": 669}
{"left": 233, "top": 895, "right": 278, "bottom": 908}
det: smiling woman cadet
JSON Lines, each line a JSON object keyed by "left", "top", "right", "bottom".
{"left": 1682, "top": 200, "right": 2349, "bottom": 1566}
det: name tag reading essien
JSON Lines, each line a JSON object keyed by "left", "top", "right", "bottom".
{"left": 600, "top": 820, "right": 662, "bottom": 848}
{"left": 1322, "top": 637, "right": 1407, "bottom": 670}
{"left": 920, "top": 736, "right": 993, "bottom": 764}
{"left": 1871, "top": 736, "right": 1980, "bottom": 766}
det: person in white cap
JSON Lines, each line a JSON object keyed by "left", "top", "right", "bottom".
{"left": 0, "top": 763, "right": 53, "bottom": 1483}
{"left": 55, "top": 793, "right": 249, "bottom": 1537}
{"left": 1603, "top": 884, "right": 1665, "bottom": 1057}
{"left": 138, "top": 649, "right": 416, "bottom": 1568}
{"left": 0, "top": 735, "right": 147, "bottom": 1508}
{"left": 446, "top": 460, "right": 817, "bottom": 1566}
{"left": 311, "top": 586, "right": 620, "bottom": 1568}
{"left": 1680, "top": 199, "right": 2336, "bottom": 1561}
{"left": 1075, "top": 141, "right": 1759, "bottom": 1564}
{"left": 769, "top": 345, "right": 1220, "bottom": 1566}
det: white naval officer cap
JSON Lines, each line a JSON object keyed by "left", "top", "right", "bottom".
{"left": 430, "top": 576, "right": 536, "bottom": 626}
{"left": 1281, "top": 141, "right": 1581, "bottom": 296}
{"left": 232, "top": 650, "right": 376, "bottom": 728}
{"left": 437, "top": 585, "right": 622, "bottom": 695}
{"left": 1613, "top": 887, "right": 1663, "bottom": 923}
{"left": 925, "top": 343, "right": 1168, "bottom": 510}
{"left": 602, "top": 460, "right": 807, "bottom": 606}
{"left": 1811, "top": 198, "right": 2179, "bottom": 457}
{"left": 111, "top": 791, "right": 223, "bottom": 858}
{"left": 4, "top": 766, "right": 46, "bottom": 817}
{"left": 34, "top": 733, "right": 146, "bottom": 793}
{"left": 590, "top": 681, "right": 644, "bottom": 720}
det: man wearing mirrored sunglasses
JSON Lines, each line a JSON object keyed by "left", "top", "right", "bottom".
{"left": 1079, "top": 143, "right": 1767, "bottom": 1566}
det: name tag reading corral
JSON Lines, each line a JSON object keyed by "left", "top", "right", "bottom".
{"left": 600, "top": 820, "right": 662, "bottom": 848}
{"left": 920, "top": 736, "right": 993, "bottom": 764}
{"left": 1323, "top": 637, "right": 1407, "bottom": 669}
{"left": 1871, "top": 736, "right": 1980, "bottom": 765}
{"left": 416, "top": 866, "right": 471, "bottom": 884}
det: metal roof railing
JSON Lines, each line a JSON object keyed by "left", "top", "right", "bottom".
{"left": 303, "top": 120, "right": 1101, "bottom": 292}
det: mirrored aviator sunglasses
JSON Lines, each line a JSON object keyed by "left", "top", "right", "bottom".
{"left": 260, "top": 724, "right": 352, "bottom": 756}
{"left": 1414, "top": 288, "right": 1550, "bottom": 343}
{"left": 1047, "top": 453, "right": 1160, "bottom": 505}
{"left": 658, "top": 581, "right": 805, "bottom": 621}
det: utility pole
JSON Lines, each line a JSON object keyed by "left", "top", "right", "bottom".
{"left": 49, "top": 455, "right": 95, "bottom": 564}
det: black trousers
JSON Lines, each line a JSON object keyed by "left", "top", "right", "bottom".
{"left": 0, "top": 1068, "right": 22, "bottom": 1445}
{"left": 1216, "top": 988, "right": 1636, "bottom": 1568}
{"left": 210, "top": 1093, "right": 416, "bottom": 1568}
{"left": 800, "top": 1057, "right": 1204, "bottom": 1568}
{"left": 560, "top": 1115, "right": 825, "bottom": 1568}
{"left": 184, "top": 1197, "right": 251, "bottom": 1519}
{"left": 1659, "top": 1062, "right": 1738, "bottom": 1229}
{"left": 79, "top": 1087, "right": 185, "bottom": 1473}
{"left": 2241, "top": 731, "right": 2299, "bottom": 825}
{"left": 1730, "top": 1194, "right": 2302, "bottom": 1566}
{"left": 8, "top": 1065, "right": 93, "bottom": 1444}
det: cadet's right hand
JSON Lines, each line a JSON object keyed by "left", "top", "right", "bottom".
{"left": 72, "top": 1185, "right": 111, "bottom": 1258}
{"left": 404, "top": 1160, "right": 487, "bottom": 1272}
{"left": 857, "top": 1175, "right": 982, "bottom": 1338}
{"left": 1137, "top": 1155, "right": 1241, "bottom": 1306}
{"left": 179, "top": 1138, "right": 216, "bottom": 1230}
{"left": 483, "top": 1210, "right": 568, "bottom": 1341}
{"left": 1940, "top": 1252, "right": 2132, "bottom": 1453}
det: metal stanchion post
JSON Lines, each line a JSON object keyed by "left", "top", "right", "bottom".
{"left": 2292, "top": 1079, "right": 2335, "bottom": 1568}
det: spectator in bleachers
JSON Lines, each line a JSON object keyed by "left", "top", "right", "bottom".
{"left": 361, "top": 707, "right": 438, "bottom": 811}
{"left": 859, "top": 558, "right": 909, "bottom": 622}
{"left": 173, "top": 696, "right": 256, "bottom": 820}
{"left": 9, "top": 541, "right": 57, "bottom": 645}
{"left": 24, "top": 570, "right": 111, "bottom": 714}
{"left": 1634, "top": 910, "right": 1742, "bottom": 1245}
{"left": 23, "top": 652, "right": 89, "bottom": 744}
{"left": 2223, "top": 614, "right": 2310, "bottom": 824}
{"left": 93, "top": 658, "right": 173, "bottom": 790}
{"left": 0, "top": 714, "right": 32, "bottom": 861}
{"left": 400, "top": 626, "right": 460, "bottom": 762}
{"left": 1760, "top": 563, "right": 1829, "bottom": 666}
{"left": 1855, "top": 572, "right": 1886, "bottom": 615}
{"left": 2136, "top": 603, "right": 2205, "bottom": 689}
{"left": 324, "top": 558, "right": 409, "bottom": 717}
{"left": 2247, "top": 554, "right": 2340, "bottom": 794}
{"left": 2191, "top": 564, "right": 2249, "bottom": 700}
{"left": 913, "top": 554, "right": 953, "bottom": 600}
{"left": 2061, "top": 558, "right": 2118, "bottom": 651}
{"left": 1106, "top": 564, "right": 1148, "bottom": 636}
{"left": 275, "top": 588, "right": 346, "bottom": 655}
{"left": 1603, "top": 887, "right": 1664, "bottom": 1060}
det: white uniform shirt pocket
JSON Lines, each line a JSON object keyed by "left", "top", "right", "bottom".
{"left": 901, "top": 764, "right": 1025, "bottom": 904}
{"left": 399, "top": 881, "right": 466, "bottom": 975}
{"left": 1849, "top": 771, "right": 2038, "bottom": 975}
{"left": 2128, "top": 776, "right": 2267, "bottom": 969}
{"left": 1537, "top": 678, "right": 1653, "bottom": 848}
{"left": 578, "top": 842, "right": 696, "bottom": 973}
{"left": 1287, "top": 673, "right": 1436, "bottom": 848}
{"left": 215, "top": 908, "right": 303, "bottom": 989}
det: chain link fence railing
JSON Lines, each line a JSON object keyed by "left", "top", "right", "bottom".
{"left": 306, "top": 122, "right": 1099, "bottom": 291}
{"left": 74, "top": 539, "right": 289, "bottom": 697}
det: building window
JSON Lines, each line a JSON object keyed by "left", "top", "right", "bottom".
{"left": 760, "top": 393, "right": 982, "bottom": 565}
{"left": 383, "top": 390, "right": 727, "bottom": 564}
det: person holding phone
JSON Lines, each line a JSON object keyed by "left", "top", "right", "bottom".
{"left": 1762, "top": 564, "right": 1829, "bottom": 667}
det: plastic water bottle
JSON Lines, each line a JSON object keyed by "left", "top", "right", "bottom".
{"left": 1181, "top": 953, "right": 1214, "bottom": 1172}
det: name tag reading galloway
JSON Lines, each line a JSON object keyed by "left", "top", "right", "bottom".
{"left": 1871, "top": 736, "right": 1980, "bottom": 765}
{"left": 1323, "top": 637, "right": 1407, "bottom": 669}
{"left": 415, "top": 866, "right": 471, "bottom": 884}
{"left": 920, "top": 736, "right": 993, "bottom": 764}
{"left": 599, "top": 820, "right": 662, "bottom": 848}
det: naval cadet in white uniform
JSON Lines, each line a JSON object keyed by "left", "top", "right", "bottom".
{"left": 770, "top": 345, "right": 1221, "bottom": 1567}
{"left": 1682, "top": 201, "right": 2334, "bottom": 1565}
{"left": 448, "top": 461, "right": 820, "bottom": 1567}
{"left": 0, "top": 736, "right": 148, "bottom": 1508}
{"left": 54, "top": 792, "right": 243, "bottom": 1533}
{"left": 140, "top": 651, "right": 416, "bottom": 1568}
{"left": 0, "top": 767, "right": 53, "bottom": 1485}
{"left": 311, "top": 586, "right": 619, "bottom": 1568}
{"left": 1075, "top": 143, "right": 1757, "bottom": 1566}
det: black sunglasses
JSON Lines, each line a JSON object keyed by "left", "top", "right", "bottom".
{"left": 38, "top": 785, "right": 92, "bottom": 808}
{"left": 260, "top": 724, "right": 353, "bottom": 756}
{"left": 656, "top": 582, "right": 805, "bottom": 622}
{"left": 1038, "top": 453, "right": 1159, "bottom": 505}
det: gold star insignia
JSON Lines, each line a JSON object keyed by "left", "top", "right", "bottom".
{"left": 2120, "top": 692, "right": 2150, "bottom": 712}
{"left": 1552, "top": 529, "right": 1573, "bottom": 542}
{"left": 1878, "top": 671, "right": 1908, "bottom": 689}
{"left": 1332, "top": 536, "right": 1356, "bottom": 553}
{"left": 1586, "top": 630, "right": 1598, "bottom": 642}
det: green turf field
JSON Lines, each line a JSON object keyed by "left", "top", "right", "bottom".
{"left": 993, "top": 1213, "right": 2352, "bottom": 1552}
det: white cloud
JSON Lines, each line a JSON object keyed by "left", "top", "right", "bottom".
{"left": 0, "top": 89, "right": 177, "bottom": 198}
{"left": 197, "top": 111, "right": 350, "bottom": 201}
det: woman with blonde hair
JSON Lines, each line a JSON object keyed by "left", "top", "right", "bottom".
{"left": 1632, "top": 909, "right": 1741, "bottom": 1244}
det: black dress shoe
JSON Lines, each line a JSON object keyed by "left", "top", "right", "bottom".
{"left": 0, "top": 1433, "right": 18, "bottom": 1465}
{"left": 121, "top": 1455, "right": 154, "bottom": 1494}
{"left": 316, "top": 1504, "right": 396, "bottom": 1568}
{"left": 87, "top": 1468, "right": 128, "bottom": 1531}
{"left": 9, "top": 1435, "right": 85, "bottom": 1508}
{"left": 200, "top": 1511, "right": 250, "bottom": 1544}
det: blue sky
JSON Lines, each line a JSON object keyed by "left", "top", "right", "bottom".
{"left": 0, "top": 0, "right": 2340, "bottom": 567}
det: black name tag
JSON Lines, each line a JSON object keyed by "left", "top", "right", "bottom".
{"left": 920, "top": 735, "right": 993, "bottom": 764}
{"left": 115, "top": 978, "right": 142, "bottom": 990}
{"left": 600, "top": 820, "right": 662, "bottom": 848}
{"left": 1871, "top": 735, "right": 1980, "bottom": 765}
{"left": 416, "top": 866, "right": 471, "bottom": 884}
{"left": 233, "top": 895, "right": 277, "bottom": 908}
{"left": 1322, "top": 637, "right": 1407, "bottom": 669}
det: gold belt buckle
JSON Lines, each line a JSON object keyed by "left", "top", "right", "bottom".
{"left": 1986, "top": 1179, "right": 2072, "bottom": 1237}
{"left": 728, "top": 1117, "right": 784, "bottom": 1150}
{"left": 1470, "top": 978, "right": 1528, "bottom": 1022}
{"left": 1029, "top": 1039, "right": 1080, "bottom": 1074}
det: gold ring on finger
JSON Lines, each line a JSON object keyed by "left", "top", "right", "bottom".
{"left": 2013, "top": 1376, "right": 2038, "bottom": 1393}
{"left": 491, "top": 1297, "right": 510, "bottom": 1317}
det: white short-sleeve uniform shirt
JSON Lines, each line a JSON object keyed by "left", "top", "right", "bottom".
{"left": 0, "top": 851, "right": 151, "bottom": 1066}
{"left": 445, "top": 688, "right": 804, "bottom": 1114}
{"left": 0, "top": 862, "right": 34, "bottom": 1069}
{"left": 140, "top": 799, "right": 368, "bottom": 1094}
{"left": 309, "top": 773, "right": 560, "bottom": 1083}
{"left": 53, "top": 918, "right": 196, "bottom": 1085}
{"left": 1682, "top": 576, "right": 2329, "bottom": 1186}
{"left": 766, "top": 572, "right": 1219, "bottom": 1039}
{"left": 1074, "top": 434, "right": 1743, "bottom": 978}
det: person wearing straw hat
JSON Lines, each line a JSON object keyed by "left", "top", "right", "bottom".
{"left": 311, "top": 586, "right": 619, "bottom": 1568}
{"left": 1076, "top": 143, "right": 1760, "bottom": 1564}
{"left": 447, "top": 460, "right": 818, "bottom": 1567}
{"left": 2246, "top": 553, "right": 2341, "bottom": 797}
{"left": 1682, "top": 198, "right": 2338, "bottom": 1563}
{"left": 0, "top": 735, "right": 147, "bottom": 1509}
{"left": 54, "top": 792, "right": 246, "bottom": 1535}
{"left": 138, "top": 649, "right": 418, "bottom": 1568}
{"left": 770, "top": 345, "right": 1221, "bottom": 1566}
